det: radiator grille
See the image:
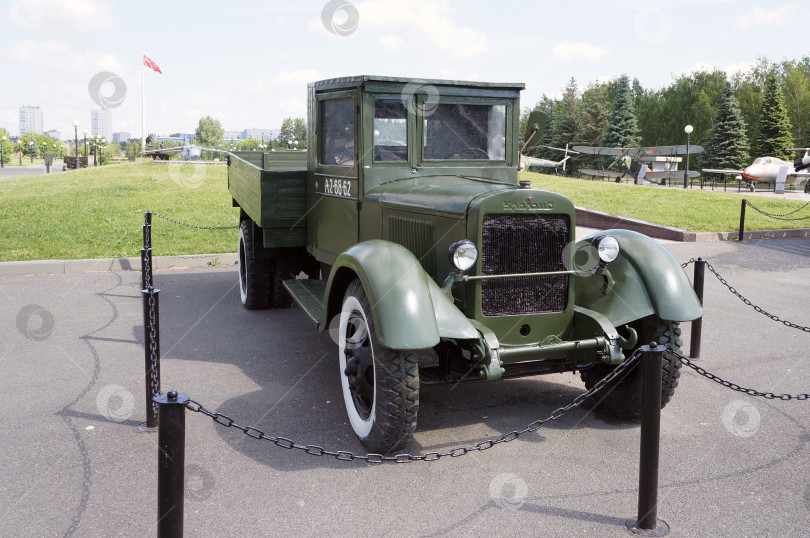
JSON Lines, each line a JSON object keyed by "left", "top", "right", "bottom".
{"left": 481, "top": 214, "right": 570, "bottom": 316}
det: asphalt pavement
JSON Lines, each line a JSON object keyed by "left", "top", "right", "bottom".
{"left": 1, "top": 237, "right": 809, "bottom": 536}
{"left": 0, "top": 163, "right": 66, "bottom": 180}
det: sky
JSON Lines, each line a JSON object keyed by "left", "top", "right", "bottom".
{"left": 0, "top": 0, "right": 804, "bottom": 141}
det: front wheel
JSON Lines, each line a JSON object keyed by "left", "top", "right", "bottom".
{"left": 580, "top": 316, "right": 682, "bottom": 419}
{"left": 338, "top": 280, "right": 419, "bottom": 453}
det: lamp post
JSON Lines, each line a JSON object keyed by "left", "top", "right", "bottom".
{"left": 93, "top": 136, "right": 98, "bottom": 166}
{"left": 73, "top": 121, "right": 80, "bottom": 170}
{"left": 29, "top": 140, "right": 34, "bottom": 164}
{"left": 683, "top": 125, "right": 693, "bottom": 189}
{"left": 0, "top": 135, "right": 5, "bottom": 168}
{"left": 100, "top": 137, "right": 106, "bottom": 165}
{"left": 288, "top": 138, "right": 295, "bottom": 150}
{"left": 83, "top": 130, "right": 88, "bottom": 167}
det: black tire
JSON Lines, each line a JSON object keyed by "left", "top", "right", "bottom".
{"left": 238, "top": 220, "right": 271, "bottom": 310}
{"left": 338, "top": 280, "right": 419, "bottom": 453}
{"left": 579, "top": 315, "right": 682, "bottom": 420}
{"left": 804, "top": 181, "right": 810, "bottom": 194}
{"left": 268, "top": 256, "right": 294, "bottom": 308}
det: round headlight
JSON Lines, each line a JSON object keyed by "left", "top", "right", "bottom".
{"left": 595, "top": 235, "right": 620, "bottom": 263}
{"left": 449, "top": 240, "right": 478, "bottom": 272}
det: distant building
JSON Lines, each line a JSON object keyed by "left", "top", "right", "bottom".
{"left": 19, "top": 105, "right": 43, "bottom": 136}
{"left": 224, "top": 130, "right": 244, "bottom": 142}
{"left": 91, "top": 108, "right": 112, "bottom": 141}
{"left": 46, "top": 129, "right": 61, "bottom": 141}
{"left": 113, "top": 131, "right": 131, "bottom": 144}
{"left": 243, "top": 128, "right": 279, "bottom": 142}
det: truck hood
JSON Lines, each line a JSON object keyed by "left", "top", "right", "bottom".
{"left": 365, "top": 176, "right": 514, "bottom": 215}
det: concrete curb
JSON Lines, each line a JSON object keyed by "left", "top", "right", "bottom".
{"left": 0, "top": 253, "right": 238, "bottom": 277}
{"left": 575, "top": 207, "right": 810, "bottom": 242}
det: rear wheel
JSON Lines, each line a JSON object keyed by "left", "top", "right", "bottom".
{"left": 338, "top": 280, "right": 419, "bottom": 453}
{"left": 238, "top": 220, "right": 271, "bottom": 310}
{"left": 580, "top": 315, "right": 682, "bottom": 419}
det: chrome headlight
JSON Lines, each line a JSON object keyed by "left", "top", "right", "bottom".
{"left": 448, "top": 240, "right": 478, "bottom": 272}
{"left": 594, "top": 235, "right": 620, "bottom": 264}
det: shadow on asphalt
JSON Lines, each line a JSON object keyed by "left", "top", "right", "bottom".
{"left": 143, "top": 269, "right": 640, "bottom": 471}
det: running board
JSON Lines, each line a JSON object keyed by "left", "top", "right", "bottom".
{"left": 282, "top": 279, "right": 325, "bottom": 326}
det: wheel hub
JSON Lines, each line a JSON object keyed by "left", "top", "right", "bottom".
{"left": 342, "top": 314, "right": 374, "bottom": 420}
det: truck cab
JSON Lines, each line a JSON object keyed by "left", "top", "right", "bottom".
{"left": 228, "top": 75, "right": 702, "bottom": 454}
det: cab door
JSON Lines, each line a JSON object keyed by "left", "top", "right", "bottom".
{"left": 310, "top": 91, "right": 360, "bottom": 264}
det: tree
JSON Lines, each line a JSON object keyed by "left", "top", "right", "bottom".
{"left": 753, "top": 71, "right": 794, "bottom": 160}
{"left": 0, "top": 127, "right": 12, "bottom": 165}
{"left": 195, "top": 116, "right": 224, "bottom": 148}
{"left": 278, "top": 117, "right": 306, "bottom": 148}
{"left": 702, "top": 82, "right": 750, "bottom": 171}
{"left": 578, "top": 81, "right": 610, "bottom": 146}
{"left": 603, "top": 75, "right": 641, "bottom": 148}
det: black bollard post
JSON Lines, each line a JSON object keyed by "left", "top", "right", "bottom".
{"left": 689, "top": 259, "right": 705, "bottom": 360}
{"left": 138, "top": 288, "right": 161, "bottom": 431}
{"left": 738, "top": 199, "right": 746, "bottom": 242}
{"left": 156, "top": 390, "right": 188, "bottom": 538}
{"left": 142, "top": 211, "right": 154, "bottom": 291}
{"left": 626, "top": 343, "right": 669, "bottom": 536}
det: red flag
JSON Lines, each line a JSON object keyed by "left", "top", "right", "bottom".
{"left": 143, "top": 55, "right": 162, "bottom": 74}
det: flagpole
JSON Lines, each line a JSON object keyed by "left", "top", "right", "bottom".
{"left": 141, "top": 54, "right": 146, "bottom": 152}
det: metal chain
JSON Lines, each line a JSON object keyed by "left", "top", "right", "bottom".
{"left": 150, "top": 211, "right": 239, "bottom": 230}
{"left": 143, "top": 243, "right": 152, "bottom": 291}
{"left": 705, "top": 262, "right": 810, "bottom": 332}
{"left": 668, "top": 346, "right": 809, "bottom": 400}
{"left": 148, "top": 291, "right": 161, "bottom": 415}
{"left": 681, "top": 258, "right": 695, "bottom": 268}
{"left": 185, "top": 350, "right": 642, "bottom": 463}
{"left": 745, "top": 200, "right": 810, "bottom": 221}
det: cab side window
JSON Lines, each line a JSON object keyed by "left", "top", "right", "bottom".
{"left": 319, "top": 98, "right": 355, "bottom": 166}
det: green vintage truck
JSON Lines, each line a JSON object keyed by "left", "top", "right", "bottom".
{"left": 227, "top": 75, "right": 702, "bottom": 453}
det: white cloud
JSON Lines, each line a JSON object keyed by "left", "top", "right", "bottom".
{"left": 2, "top": 40, "right": 121, "bottom": 73}
{"left": 379, "top": 35, "right": 403, "bottom": 50}
{"left": 735, "top": 3, "right": 795, "bottom": 30}
{"left": 550, "top": 41, "right": 608, "bottom": 63}
{"left": 7, "top": 0, "right": 117, "bottom": 33}
{"left": 271, "top": 70, "right": 323, "bottom": 87}
{"left": 311, "top": 0, "right": 489, "bottom": 59}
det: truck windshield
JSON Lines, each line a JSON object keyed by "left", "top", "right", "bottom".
{"left": 424, "top": 103, "right": 506, "bottom": 161}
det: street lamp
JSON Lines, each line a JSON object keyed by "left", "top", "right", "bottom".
{"left": 73, "top": 121, "right": 80, "bottom": 170}
{"left": 288, "top": 138, "right": 295, "bottom": 150}
{"left": 93, "top": 135, "right": 98, "bottom": 166}
{"left": 683, "top": 125, "right": 693, "bottom": 189}
{"left": 0, "top": 135, "right": 5, "bottom": 168}
{"left": 83, "top": 130, "right": 88, "bottom": 167}
{"left": 100, "top": 137, "right": 106, "bottom": 165}
{"left": 29, "top": 140, "right": 34, "bottom": 164}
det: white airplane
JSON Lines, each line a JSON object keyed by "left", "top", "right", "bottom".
{"left": 703, "top": 149, "right": 810, "bottom": 193}
{"left": 519, "top": 144, "right": 579, "bottom": 174}
{"left": 142, "top": 140, "right": 227, "bottom": 161}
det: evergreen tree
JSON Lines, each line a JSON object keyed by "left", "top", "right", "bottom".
{"left": 578, "top": 81, "right": 609, "bottom": 146}
{"left": 753, "top": 72, "right": 793, "bottom": 160}
{"left": 702, "top": 82, "right": 749, "bottom": 171}
{"left": 549, "top": 78, "right": 582, "bottom": 173}
{"left": 603, "top": 75, "right": 641, "bottom": 148}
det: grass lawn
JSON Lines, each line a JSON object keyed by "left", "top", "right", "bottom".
{"left": 0, "top": 160, "right": 238, "bottom": 262}
{"left": 523, "top": 171, "right": 810, "bottom": 233}
{"left": 1, "top": 163, "right": 809, "bottom": 262}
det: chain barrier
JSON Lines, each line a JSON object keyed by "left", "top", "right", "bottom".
{"left": 147, "top": 290, "right": 161, "bottom": 416}
{"left": 668, "top": 345, "right": 809, "bottom": 400}
{"left": 149, "top": 211, "right": 239, "bottom": 230}
{"left": 745, "top": 200, "right": 810, "bottom": 221}
{"left": 185, "top": 350, "right": 642, "bottom": 463}
{"left": 681, "top": 258, "right": 809, "bottom": 332}
{"left": 704, "top": 261, "right": 810, "bottom": 332}
{"left": 143, "top": 244, "right": 152, "bottom": 291}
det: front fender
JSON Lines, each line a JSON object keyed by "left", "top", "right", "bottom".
{"left": 322, "top": 240, "right": 478, "bottom": 350}
{"left": 574, "top": 229, "right": 702, "bottom": 325}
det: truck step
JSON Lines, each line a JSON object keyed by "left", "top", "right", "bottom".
{"left": 283, "top": 279, "right": 325, "bottom": 326}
